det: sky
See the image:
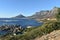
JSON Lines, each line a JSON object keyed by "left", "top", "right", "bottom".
{"left": 0, "top": 0, "right": 60, "bottom": 18}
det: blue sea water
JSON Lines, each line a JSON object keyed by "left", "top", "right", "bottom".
{"left": 0, "top": 18, "right": 43, "bottom": 36}
{"left": 0, "top": 18, "right": 43, "bottom": 28}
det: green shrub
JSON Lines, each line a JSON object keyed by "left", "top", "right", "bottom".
{"left": 8, "top": 21, "right": 60, "bottom": 40}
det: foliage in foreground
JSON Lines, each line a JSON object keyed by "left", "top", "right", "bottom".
{"left": 1, "top": 21, "right": 60, "bottom": 40}
{"left": 0, "top": 7, "right": 60, "bottom": 40}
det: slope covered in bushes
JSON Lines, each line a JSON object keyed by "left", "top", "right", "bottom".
{"left": 2, "top": 21, "right": 59, "bottom": 40}
{"left": 8, "top": 8, "right": 60, "bottom": 40}
{"left": 0, "top": 8, "right": 60, "bottom": 40}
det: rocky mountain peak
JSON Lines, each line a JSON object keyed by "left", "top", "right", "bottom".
{"left": 13, "top": 14, "right": 26, "bottom": 18}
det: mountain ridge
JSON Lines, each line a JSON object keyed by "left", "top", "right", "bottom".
{"left": 28, "top": 7, "right": 59, "bottom": 20}
{"left": 12, "top": 7, "right": 59, "bottom": 21}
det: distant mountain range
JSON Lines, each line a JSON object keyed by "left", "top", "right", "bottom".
{"left": 12, "top": 14, "right": 26, "bottom": 18}
{"left": 29, "top": 7, "right": 58, "bottom": 20}
{"left": 13, "top": 7, "right": 59, "bottom": 20}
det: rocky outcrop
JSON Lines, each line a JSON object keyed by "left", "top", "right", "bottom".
{"left": 34, "top": 30, "right": 60, "bottom": 40}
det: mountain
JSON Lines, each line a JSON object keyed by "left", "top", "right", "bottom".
{"left": 13, "top": 14, "right": 26, "bottom": 18}
{"left": 28, "top": 7, "right": 59, "bottom": 20}
{"left": 12, "top": 7, "right": 59, "bottom": 21}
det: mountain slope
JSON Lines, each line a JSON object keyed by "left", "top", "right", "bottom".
{"left": 12, "top": 7, "right": 59, "bottom": 20}
{"left": 29, "top": 7, "right": 58, "bottom": 20}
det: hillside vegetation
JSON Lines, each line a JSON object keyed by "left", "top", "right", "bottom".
{"left": 0, "top": 7, "right": 60, "bottom": 40}
{"left": 34, "top": 30, "right": 60, "bottom": 40}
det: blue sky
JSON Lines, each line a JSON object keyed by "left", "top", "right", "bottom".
{"left": 0, "top": 0, "right": 60, "bottom": 18}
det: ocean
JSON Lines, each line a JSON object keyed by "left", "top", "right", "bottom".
{"left": 0, "top": 18, "right": 43, "bottom": 28}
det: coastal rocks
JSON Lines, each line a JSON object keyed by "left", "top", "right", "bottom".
{"left": 0, "top": 24, "right": 23, "bottom": 36}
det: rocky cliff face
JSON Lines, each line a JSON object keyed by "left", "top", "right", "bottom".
{"left": 29, "top": 7, "right": 59, "bottom": 20}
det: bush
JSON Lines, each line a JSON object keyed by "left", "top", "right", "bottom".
{"left": 8, "top": 21, "right": 60, "bottom": 40}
